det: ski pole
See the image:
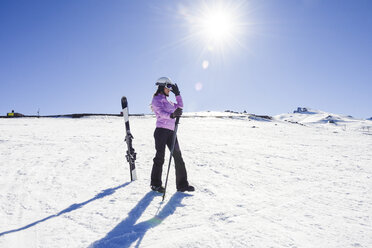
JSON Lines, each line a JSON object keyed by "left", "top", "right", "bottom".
{"left": 162, "top": 116, "right": 180, "bottom": 201}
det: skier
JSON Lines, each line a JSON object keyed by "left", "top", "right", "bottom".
{"left": 150, "top": 77, "right": 194, "bottom": 193}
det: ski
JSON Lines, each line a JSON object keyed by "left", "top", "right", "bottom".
{"left": 121, "top": 96, "right": 137, "bottom": 181}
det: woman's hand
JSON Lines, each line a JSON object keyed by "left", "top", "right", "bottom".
{"left": 170, "top": 108, "right": 183, "bottom": 118}
{"left": 171, "top": 84, "right": 180, "bottom": 96}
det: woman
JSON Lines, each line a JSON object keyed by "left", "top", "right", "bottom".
{"left": 150, "top": 77, "right": 194, "bottom": 193}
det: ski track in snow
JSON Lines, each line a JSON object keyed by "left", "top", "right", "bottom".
{"left": 0, "top": 114, "right": 371, "bottom": 248}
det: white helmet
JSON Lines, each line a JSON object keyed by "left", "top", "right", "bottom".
{"left": 156, "top": 77, "right": 174, "bottom": 87}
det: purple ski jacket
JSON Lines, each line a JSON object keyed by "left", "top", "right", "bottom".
{"left": 152, "top": 94, "right": 183, "bottom": 131}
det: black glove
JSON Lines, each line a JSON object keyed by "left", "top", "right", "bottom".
{"left": 170, "top": 108, "right": 183, "bottom": 119}
{"left": 171, "top": 84, "right": 180, "bottom": 96}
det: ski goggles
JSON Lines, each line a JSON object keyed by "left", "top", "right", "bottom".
{"left": 165, "top": 83, "right": 174, "bottom": 90}
{"left": 156, "top": 82, "right": 174, "bottom": 90}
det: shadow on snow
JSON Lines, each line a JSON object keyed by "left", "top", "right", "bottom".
{"left": 0, "top": 182, "right": 131, "bottom": 237}
{"left": 90, "top": 192, "right": 191, "bottom": 248}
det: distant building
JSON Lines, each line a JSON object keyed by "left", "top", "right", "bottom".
{"left": 7, "top": 110, "right": 14, "bottom": 117}
{"left": 7, "top": 110, "right": 24, "bottom": 117}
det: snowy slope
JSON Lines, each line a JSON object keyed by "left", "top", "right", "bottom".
{"left": 0, "top": 112, "right": 372, "bottom": 248}
{"left": 275, "top": 108, "right": 372, "bottom": 133}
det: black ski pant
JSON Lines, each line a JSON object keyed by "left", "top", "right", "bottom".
{"left": 151, "top": 127, "right": 188, "bottom": 190}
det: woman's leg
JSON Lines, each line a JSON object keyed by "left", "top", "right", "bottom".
{"left": 167, "top": 138, "right": 188, "bottom": 190}
{"left": 151, "top": 128, "right": 168, "bottom": 187}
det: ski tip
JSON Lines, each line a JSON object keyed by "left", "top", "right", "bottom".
{"left": 121, "top": 96, "right": 128, "bottom": 108}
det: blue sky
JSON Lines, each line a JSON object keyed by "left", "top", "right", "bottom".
{"left": 1, "top": 0, "right": 371, "bottom": 118}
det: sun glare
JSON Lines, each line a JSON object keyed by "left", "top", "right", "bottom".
{"left": 181, "top": 1, "right": 247, "bottom": 53}
{"left": 200, "top": 7, "right": 237, "bottom": 46}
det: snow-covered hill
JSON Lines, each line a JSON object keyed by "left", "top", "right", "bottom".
{"left": 0, "top": 111, "right": 371, "bottom": 247}
{"left": 275, "top": 108, "right": 372, "bottom": 133}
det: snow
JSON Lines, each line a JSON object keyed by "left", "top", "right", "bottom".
{"left": 275, "top": 108, "right": 372, "bottom": 131}
{"left": 1, "top": 110, "right": 372, "bottom": 247}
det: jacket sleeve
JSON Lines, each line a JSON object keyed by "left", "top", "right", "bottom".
{"left": 174, "top": 95, "right": 183, "bottom": 109}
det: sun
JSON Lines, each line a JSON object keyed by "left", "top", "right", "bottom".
{"left": 199, "top": 6, "right": 238, "bottom": 47}
{"left": 181, "top": 1, "right": 247, "bottom": 53}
